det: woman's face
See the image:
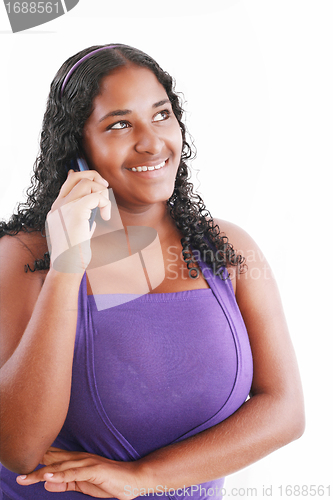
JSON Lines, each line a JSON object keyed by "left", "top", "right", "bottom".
{"left": 82, "top": 64, "right": 183, "bottom": 211}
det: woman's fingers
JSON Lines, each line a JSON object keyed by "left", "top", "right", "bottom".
{"left": 60, "top": 190, "right": 111, "bottom": 239}
{"left": 44, "top": 476, "right": 110, "bottom": 498}
{"left": 43, "top": 467, "right": 97, "bottom": 484}
{"left": 46, "top": 187, "right": 111, "bottom": 272}
{"left": 17, "top": 455, "right": 139, "bottom": 500}
{"left": 77, "top": 188, "right": 110, "bottom": 220}
{"left": 44, "top": 479, "right": 70, "bottom": 492}
{"left": 55, "top": 174, "right": 110, "bottom": 211}
{"left": 17, "top": 462, "right": 112, "bottom": 498}
{"left": 41, "top": 448, "right": 75, "bottom": 466}
{"left": 43, "top": 466, "right": 113, "bottom": 498}
{"left": 42, "top": 448, "right": 93, "bottom": 465}
{"left": 17, "top": 459, "right": 94, "bottom": 485}
{"left": 59, "top": 169, "right": 109, "bottom": 200}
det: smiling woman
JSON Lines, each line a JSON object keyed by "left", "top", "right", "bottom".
{"left": 82, "top": 65, "right": 183, "bottom": 208}
{"left": 0, "top": 43, "right": 304, "bottom": 500}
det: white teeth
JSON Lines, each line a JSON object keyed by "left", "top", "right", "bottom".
{"left": 130, "top": 160, "right": 166, "bottom": 172}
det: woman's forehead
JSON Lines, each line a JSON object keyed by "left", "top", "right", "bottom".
{"left": 96, "top": 65, "right": 167, "bottom": 106}
{"left": 87, "top": 65, "right": 169, "bottom": 122}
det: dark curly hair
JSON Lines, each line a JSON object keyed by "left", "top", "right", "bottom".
{"left": 0, "top": 43, "right": 245, "bottom": 278}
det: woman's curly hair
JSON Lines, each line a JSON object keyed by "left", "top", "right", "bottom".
{"left": 0, "top": 43, "right": 245, "bottom": 278}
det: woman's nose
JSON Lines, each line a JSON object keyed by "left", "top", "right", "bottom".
{"left": 134, "top": 124, "right": 164, "bottom": 155}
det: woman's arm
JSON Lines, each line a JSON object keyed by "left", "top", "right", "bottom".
{"left": 0, "top": 232, "right": 83, "bottom": 474}
{"left": 0, "top": 170, "right": 110, "bottom": 474}
{"left": 136, "top": 220, "right": 305, "bottom": 488}
{"left": 19, "top": 220, "right": 305, "bottom": 497}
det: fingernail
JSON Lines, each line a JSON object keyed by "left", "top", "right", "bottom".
{"left": 44, "top": 473, "right": 54, "bottom": 479}
{"left": 102, "top": 179, "right": 109, "bottom": 187}
{"left": 18, "top": 475, "right": 27, "bottom": 480}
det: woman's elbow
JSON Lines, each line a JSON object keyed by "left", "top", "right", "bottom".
{"left": 279, "top": 390, "right": 306, "bottom": 445}
{"left": 289, "top": 403, "right": 306, "bottom": 441}
{"left": 253, "top": 387, "right": 305, "bottom": 448}
{"left": 0, "top": 456, "right": 40, "bottom": 475}
{"left": 0, "top": 442, "right": 45, "bottom": 474}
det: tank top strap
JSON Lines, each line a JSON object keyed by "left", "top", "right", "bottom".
{"left": 74, "top": 272, "right": 88, "bottom": 352}
{"left": 197, "top": 253, "right": 246, "bottom": 342}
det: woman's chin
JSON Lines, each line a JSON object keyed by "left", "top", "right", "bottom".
{"left": 144, "top": 186, "right": 175, "bottom": 205}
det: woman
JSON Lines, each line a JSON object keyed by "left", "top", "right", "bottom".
{"left": 0, "top": 44, "right": 304, "bottom": 499}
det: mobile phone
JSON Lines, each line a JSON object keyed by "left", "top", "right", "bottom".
{"left": 70, "top": 156, "right": 98, "bottom": 229}
{"left": 70, "top": 157, "right": 90, "bottom": 173}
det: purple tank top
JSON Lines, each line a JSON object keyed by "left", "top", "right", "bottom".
{"left": 0, "top": 258, "right": 253, "bottom": 500}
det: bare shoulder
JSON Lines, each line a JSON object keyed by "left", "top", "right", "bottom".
{"left": 214, "top": 217, "right": 283, "bottom": 314}
{"left": 213, "top": 218, "right": 270, "bottom": 294}
{"left": 0, "top": 230, "right": 48, "bottom": 274}
{"left": 214, "top": 218, "right": 260, "bottom": 255}
{"left": 0, "top": 231, "right": 48, "bottom": 367}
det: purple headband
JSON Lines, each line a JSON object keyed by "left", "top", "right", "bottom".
{"left": 60, "top": 45, "right": 117, "bottom": 96}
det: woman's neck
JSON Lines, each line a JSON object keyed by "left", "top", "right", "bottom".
{"left": 118, "top": 203, "right": 178, "bottom": 243}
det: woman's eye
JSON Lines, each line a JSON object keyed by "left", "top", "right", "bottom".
{"left": 108, "top": 121, "right": 129, "bottom": 130}
{"left": 153, "top": 110, "right": 171, "bottom": 122}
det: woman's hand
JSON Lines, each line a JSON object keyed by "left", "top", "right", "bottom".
{"left": 16, "top": 447, "right": 142, "bottom": 499}
{"left": 46, "top": 170, "right": 111, "bottom": 274}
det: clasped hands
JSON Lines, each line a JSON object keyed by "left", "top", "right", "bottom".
{"left": 16, "top": 447, "right": 143, "bottom": 499}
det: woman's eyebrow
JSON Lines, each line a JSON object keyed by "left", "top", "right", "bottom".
{"left": 99, "top": 99, "right": 171, "bottom": 123}
{"left": 99, "top": 109, "right": 131, "bottom": 122}
{"left": 153, "top": 99, "right": 171, "bottom": 108}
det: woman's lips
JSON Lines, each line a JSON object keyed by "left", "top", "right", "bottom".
{"left": 127, "top": 160, "right": 167, "bottom": 172}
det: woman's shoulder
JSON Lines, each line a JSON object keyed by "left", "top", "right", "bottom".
{"left": 0, "top": 230, "right": 48, "bottom": 276}
{"left": 212, "top": 218, "right": 272, "bottom": 292}
{"left": 213, "top": 218, "right": 256, "bottom": 251}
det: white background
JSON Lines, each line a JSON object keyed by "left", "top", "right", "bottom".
{"left": 0, "top": 1, "right": 332, "bottom": 498}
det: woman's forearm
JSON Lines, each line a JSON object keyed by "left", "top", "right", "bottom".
{"left": 136, "top": 392, "right": 305, "bottom": 494}
{"left": 0, "top": 269, "right": 83, "bottom": 474}
{"left": 15, "top": 392, "right": 304, "bottom": 499}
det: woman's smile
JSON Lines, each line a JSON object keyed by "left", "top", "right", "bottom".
{"left": 127, "top": 159, "right": 167, "bottom": 172}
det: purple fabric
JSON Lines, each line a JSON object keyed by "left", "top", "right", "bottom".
{"left": 0, "top": 258, "right": 253, "bottom": 499}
